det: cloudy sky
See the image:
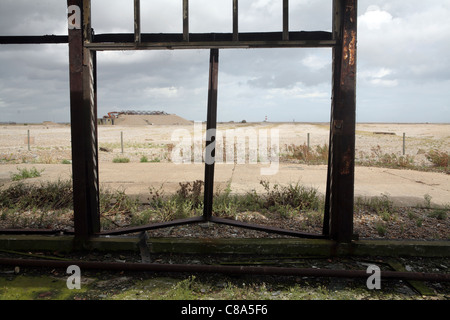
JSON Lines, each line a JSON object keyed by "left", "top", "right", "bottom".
{"left": 0, "top": 0, "right": 449, "bottom": 123}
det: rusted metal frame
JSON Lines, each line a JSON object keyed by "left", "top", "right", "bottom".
{"left": 1, "top": 258, "right": 449, "bottom": 282}
{"left": 0, "top": 35, "right": 68, "bottom": 44}
{"left": 86, "top": 40, "right": 336, "bottom": 51}
{"left": 0, "top": 229, "right": 72, "bottom": 235}
{"left": 67, "top": 0, "right": 100, "bottom": 238}
{"left": 203, "top": 49, "right": 219, "bottom": 221}
{"left": 323, "top": 0, "right": 344, "bottom": 236}
{"left": 134, "top": 0, "right": 141, "bottom": 44}
{"left": 209, "top": 217, "right": 327, "bottom": 239}
{"left": 233, "top": 0, "right": 239, "bottom": 41}
{"left": 96, "top": 217, "right": 204, "bottom": 236}
{"left": 283, "top": 0, "right": 289, "bottom": 41}
{"left": 85, "top": 31, "right": 335, "bottom": 50}
{"left": 325, "top": 0, "right": 357, "bottom": 242}
{"left": 183, "top": 0, "right": 189, "bottom": 42}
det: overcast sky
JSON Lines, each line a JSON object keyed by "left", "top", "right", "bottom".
{"left": 0, "top": 0, "right": 449, "bottom": 123}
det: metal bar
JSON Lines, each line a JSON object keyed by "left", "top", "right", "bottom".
{"left": 67, "top": 0, "right": 100, "bottom": 238}
{"left": 86, "top": 40, "right": 336, "bottom": 51}
{"left": 0, "top": 229, "right": 71, "bottom": 235}
{"left": 209, "top": 217, "right": 327, "bottom": 239}
{"left": 323, "top": 0, "right": 344, "bottom": 237}
{"left": 183, "top": 0, "right": 189, "bottom": 41}
{"left": 0, "top": 35, "right": 68, "bottom": 44}
{"left": 283, "top": 0, "right": 289, "bottom": 41}
{"left": 1, "top": 258, "right": 449, "bottom": 282}
{"left": 233, "top": 0, "right": 239, "bottom": 41}
{"left": 203, "top": 49, "right": 219, "bottom": 221}
{"left": 134, "top": 0, "right": 141, "bottom": 44}
{"left": 97, "top": 217, "right": 205, "bottom": 236}
{"left": 85, "top": 31, "right": 334, "bottom": 50}
{"left": 327, "top": 0, "right": 358, "bottom": 242}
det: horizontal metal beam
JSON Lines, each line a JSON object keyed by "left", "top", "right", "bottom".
{"left": 0, "top": 35, "right": 68, "bottom": 44}
{"left": 0, "top": 31, "right": 334, "bottom": 49}
{"left": 86, "top": 31, "right": 334, "bottom": 50}
{"left": 1, "top": 258, "right": 449, "bottom": 282}
{"left": 97, "top": 216, "right": 205, "bottom": 236}
{"left": 209, "top": 217, "right": 328, "bottom": 239}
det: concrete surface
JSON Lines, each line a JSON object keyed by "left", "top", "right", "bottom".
{"left": 1, "top": 162, "right": 449, "bottom": 206}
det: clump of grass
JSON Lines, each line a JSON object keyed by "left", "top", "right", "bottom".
{"left": 61, "top": 159, "right": 71, "bottom": 164}
{"left": 428, "top": 208, "right": 448, "bottom": 220}
{"left": 0, "top": 180, "right": 73, "bottom": 210}
{"left": 425, "top": 149, "right": 449, "bottom": 168}
{"left": 259, "top": 180, "right": 321, "bottom": 212}
{"left": 177, "top": 180, "right": 204, "bottom": 210}
{"left": 149, "top": 157, "right": 161, "bottom": 163}
{"left": 10, "top": 167, "right": 44, "bottom": 181}
{"left": 140, "top": 155, "right": 148, "bottom": 163}
{"left": 375, "top": 222, "right": 387, "bottom": 236}
{"left": 359, "top": 145, "right": 415, "bottom": 169}
{"left": 112, "top": 157, "right": 130, "bottom": 163}
{"left": 282, "top": 143, "right": 328, "bottom": 164}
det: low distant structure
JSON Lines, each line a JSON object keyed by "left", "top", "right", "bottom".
{"left": 98, "top": 111, "right": 192, "bottom": 126}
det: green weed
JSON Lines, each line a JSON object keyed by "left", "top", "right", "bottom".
{"left": 10, "top": 167, "right": 44, "bottom": 181}
{"left": 112, "top": 157, "right": 130, "bottom": 163}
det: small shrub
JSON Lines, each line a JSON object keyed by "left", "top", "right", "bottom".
{"left": 177, "top": 180, "right": 204, "bottom": 209}
{"left": 375, "top": 223, "right": 387, "bottom": 236}
{"left": 428, "top": 208, "right": 448, "bottom": 220}
{"left": 61, "top": 159, "right": 71, "bottom": 164}
{"left": 113, "top": 157, "right": 130, "bottom": 163}
{"left": 0, "top": 180, "right": 73, "bottom": 210}
{"left": 10, "top": 167, "right": 44, "bottom": 181}
{"left": 425, "top": 149, "right": 449, "bottom": 167}
{"left": 259, "top": 180, "right": 321, "bottom": 212}
{"left": 423, "top": 194, "right": 432, "bottom": 208}
{"left": 140, "top": 155, "right": 148, "bottom": 163}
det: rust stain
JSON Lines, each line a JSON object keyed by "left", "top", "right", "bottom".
{"left": 349, "top": 31, "right": 356, "bottom": 66}
{"left": 341, "top": 147, "right": 353, "bottom": 175}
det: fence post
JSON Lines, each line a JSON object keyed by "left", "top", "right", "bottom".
{"left": 403, "top": 133, "right": 405, "bottom": 155}
{"left": 27, "top": 130, "right": 31, "bottom": 151}
{"left": 121, "top": 131, "right": 124, "bottom": 154}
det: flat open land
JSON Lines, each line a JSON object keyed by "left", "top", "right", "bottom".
{"left": 1, "top": 122, "right": 449, "bottom": 206}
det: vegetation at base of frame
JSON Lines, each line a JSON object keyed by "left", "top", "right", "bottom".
{"left": 132, "top": 179, "right": 323, "bottom": 225}
{"left": 0, "top": 178, "right": 447, "bottom": 233}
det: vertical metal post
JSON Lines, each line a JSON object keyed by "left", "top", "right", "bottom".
{"left": 233, "top": 0, "right": 239, "bottom": 41}
{"left": 203, "top": 49, "right": 219, "bottom": 221}
{"left": 183, "top": 0, "right": 189, "bottom": 41}
{"left": 67, "top": 0, "right": 100, "bottom": 238}
{"left": 324, "top": 0, "right": 357, "bottom": 242}
{"left": 283, "top": 0, "right": 289, "bottom": 41}
{"left": 134, "top": 0, "right": 141, "bottom": 44}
